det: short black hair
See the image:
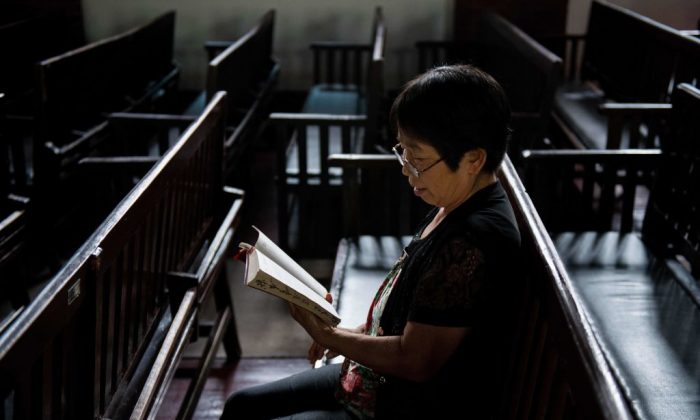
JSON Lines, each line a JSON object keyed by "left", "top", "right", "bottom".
{"left": 390, "top": 64, "right": 511, "bottom": 173}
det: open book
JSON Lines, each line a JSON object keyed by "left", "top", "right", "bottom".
{"left": 238, "top": 227, "right": 341, "bottom": 326}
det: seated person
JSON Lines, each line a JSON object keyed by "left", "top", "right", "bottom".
{"left": 221, "top": 64, "right": 522, "bottom": 419}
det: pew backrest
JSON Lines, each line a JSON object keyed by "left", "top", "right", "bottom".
{"left": 0, "top": 14, "right": 84, "bottom": 100}
{"left": 35, "top": 11, "right": 178, "bottom": 149}
{"left": 476, "top": 12, "right": 562, "bottom": 155}
{"left": 570, "top": 0, "right": 700, "bottom": 104}
{"left": 206, "top": 10, "right": 277, "bottom": 118}
{"left": 414, "top": 13, "right": 562, "bottom": 157}
{"left": 641, "top": 83, "right": 700, "bottom": 273}
{"left": 206, "top": 10, "right": 280, "bottom": 172}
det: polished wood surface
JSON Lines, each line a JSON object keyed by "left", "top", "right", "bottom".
{"left": 158, "top": 358, "right": 310, "bottom": 419}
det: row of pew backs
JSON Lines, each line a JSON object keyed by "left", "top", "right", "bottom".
{"left": 0, "top": 92, "right": 242, "bottom": 419}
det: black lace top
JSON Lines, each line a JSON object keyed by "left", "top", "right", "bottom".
{"left": 375, "top": 180, "right": 521, "bottom": 419}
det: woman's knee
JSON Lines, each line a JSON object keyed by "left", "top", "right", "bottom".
{"left": 221, "top": 388, "right": 259, "bottom": 419}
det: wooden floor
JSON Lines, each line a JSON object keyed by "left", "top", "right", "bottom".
{"left": 158, "top": 358, "right": 311, "bottom": 419}
{"left": 157, "top": 142, "right": 316, "bottom": 419}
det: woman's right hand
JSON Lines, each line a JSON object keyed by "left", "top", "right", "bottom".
{"left": 306, "top": 292, "right": 336, "bottom": 364}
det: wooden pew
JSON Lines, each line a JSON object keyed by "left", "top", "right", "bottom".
{"left": 0, "top": 108, "right": 197, "bottom": 329}
{"left": 521, "top": 83, "right": 700, "bottom": 420}
{"left": 0, "top": 13, "right": 85, "bottom": 195}
{"left": 272, "top": 7, "right": 386, "bottom": 255}
{"left": 33, "top": 10, "right": 179, "bottom": 190}
{"left": 0, "top": 91, "right": 243, "bottom": 419}
{"left": 186, "top": 10, "right": 280, "bottom": 181}
{"left": 544, "top": 0, "right": 700, "bottom": 150}
{"left": 0, "top": 11, "right": 183, "bottom": 300}
{"left": 326, "top": 152, "right": 633, "bottom": 418}
{"left": 416, "top": 13, "right": 562, "bottom": 163}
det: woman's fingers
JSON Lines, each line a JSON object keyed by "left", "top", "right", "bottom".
{"left": 308, "top": 341, "right": 325, "bottom": 364}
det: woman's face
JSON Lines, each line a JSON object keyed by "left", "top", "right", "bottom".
{"left": 397, "top": 128, "right": 483, "bottom": 212}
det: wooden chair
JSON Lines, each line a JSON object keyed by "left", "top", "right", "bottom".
{"left": 521, "top": 83, "right": 700, "bottom": 420}
{"left": 326, "top": 152, "right": 634, "bottom": 418}
{"left": 272, "top": 7, "right": 386, "bottom": 255}
{"left": 415, "top": 12, "right": 562, "bottom": 165}
{"left": 0, "top": 91, "right": 244, "bottom": 419}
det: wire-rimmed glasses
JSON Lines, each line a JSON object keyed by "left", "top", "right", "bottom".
{"left": 391, "top": 143, "right": 443, "bottom": 178}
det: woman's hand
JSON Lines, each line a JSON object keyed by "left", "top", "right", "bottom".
{"left": 290, "top": 292, "right": 336, "bottom": 364}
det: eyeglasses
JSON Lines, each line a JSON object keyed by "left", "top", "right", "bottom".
{"left": 391, "top": 143, "right": 444, "bottom": 178}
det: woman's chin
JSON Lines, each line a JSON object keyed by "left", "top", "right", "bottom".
{"left": 414, "top": 188, "right": 434, "bottom": 204}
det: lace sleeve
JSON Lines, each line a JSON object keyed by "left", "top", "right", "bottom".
{"left": 408, "top": 236, "right": 486, "bottom": 327}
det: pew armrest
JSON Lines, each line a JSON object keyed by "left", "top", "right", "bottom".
{"left": 597, "top": 103, "right": 672, "bottom": 149}
{"left": 78, "top": 156, "right": 159, "bottom": 176}
{"left": 328, "top": 153, "right": 395, "bottom": 169}
{"left": 310, "top": 41, "right": 372, "bottom": 51}
{"left": 108, "top": 112, "right": 197, "bottom": 130}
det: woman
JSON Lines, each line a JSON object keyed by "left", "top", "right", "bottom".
{"left": 222, "top": 64, "right": 521, "bottom": 419}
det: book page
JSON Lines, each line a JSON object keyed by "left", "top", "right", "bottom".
{"left": 251, "top": 250, "right": 340, "bottom": 325}
{"left": 252, "top": 226, "right": 327, "bottom": 297}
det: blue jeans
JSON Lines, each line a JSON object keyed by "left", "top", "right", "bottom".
{"left": 221, "top": 363, "right": 355, "bottom": 419}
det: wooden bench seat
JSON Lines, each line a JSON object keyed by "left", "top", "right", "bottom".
{"left": 546, "top": 0, "right": 700, "bottom": 150}
{"left": 303, "top": 84, "right": 366, "bottom": 115}
{"left": 326, "top": 152, "right": 634, "bottom": 418}
{"left": 522, "top": 83, "right": 700, "bottom": 419}
{"left": 330, "top": 235, "right": 411, "bottom": 329}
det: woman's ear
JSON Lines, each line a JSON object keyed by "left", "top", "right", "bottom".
{"left": 462, "top": 148, "right": 487, "bottom": 174}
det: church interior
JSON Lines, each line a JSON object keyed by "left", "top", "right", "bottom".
{"left": 1, "top": 0, "right": 700, "bottom": 418}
